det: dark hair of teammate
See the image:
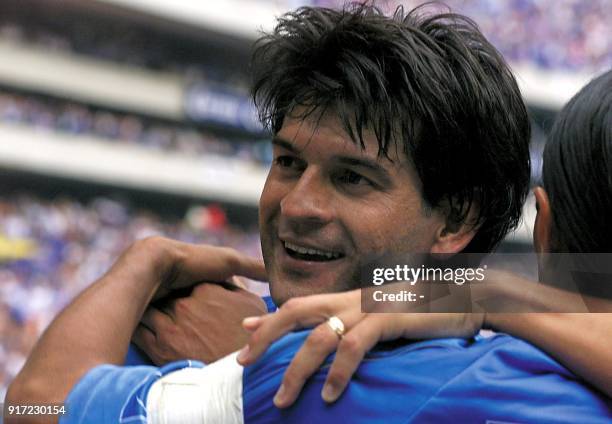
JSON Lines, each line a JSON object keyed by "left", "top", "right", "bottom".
{"left": 542, "top": 70, "right": 612, "bottom": 253}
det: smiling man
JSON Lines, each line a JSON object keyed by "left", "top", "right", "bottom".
{"left": 5, "top": 4, "right": 567, "bottom": 424}
{"left": 248, "top": 3, "right": 531, "bottom": 309}
{"left": 262, "top": 114, "right": 448, "bottom": 303}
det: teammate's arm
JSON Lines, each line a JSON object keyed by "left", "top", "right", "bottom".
{"left": 239, "top": 273, "right": 612, "bottom": 406}
{"left": 5, "top": 237, "right": 266, "bottom": 408}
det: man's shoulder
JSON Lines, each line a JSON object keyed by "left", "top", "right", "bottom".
{"left": 244, "top": 330, "right": 558, "bottom": 377}
{"left": 368, "top": 333, "right": 588, "bottom": 385}
{"left": 243, "top": 332, "right": 611, "bottom": 423}
{"left": 407, "top": 334, "right": 612, "bottom": 423}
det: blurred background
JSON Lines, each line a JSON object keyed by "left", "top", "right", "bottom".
{"left": 0, "top": 0, "right": 610, "bottom": 399}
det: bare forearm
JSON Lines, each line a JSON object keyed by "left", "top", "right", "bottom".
{"left": 487, "top": 312, "right": 612, "bottom": 397}
{"left": 6, "top": 238, "right": 266, "bottom": 409}
{"left": 7, "top": 238, "right": 169, "bottom": 405}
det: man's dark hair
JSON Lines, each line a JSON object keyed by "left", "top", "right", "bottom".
{"left": 251, "top": 3, "right": 531, "bottom": 253}
{"left": 543, "top": 70, "right": 612, "bottom": 253}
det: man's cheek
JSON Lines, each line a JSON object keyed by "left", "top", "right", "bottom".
{"left": 258, "top": 181, "right": 279, "bottom": 219}
{"left": 353, "top": 227, "right": 390, "bottom": 255}
{"left": 260, "top": 175, "right": 288, "bottom": 201}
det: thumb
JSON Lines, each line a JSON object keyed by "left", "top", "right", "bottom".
{"left": 233, "top": 256, "right": 268, "bottom": 282}
{"left": 171, "top": 245, "right": 267, "bottom": 286}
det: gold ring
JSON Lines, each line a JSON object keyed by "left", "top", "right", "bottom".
{"left": 327, "top": 316, "right": 345, "bottom": 339}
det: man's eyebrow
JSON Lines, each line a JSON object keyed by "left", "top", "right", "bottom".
{"left": 271, "top": 137, "right": 299, "bottom": 153}
{"left": 272, "top": 135, "right": 392, "bottom": 184}
{"left": 334, "top": 156, "right": 387, "bottom": 174}
{"left": 334, "top": 156, "right": 392, "bottom": 184}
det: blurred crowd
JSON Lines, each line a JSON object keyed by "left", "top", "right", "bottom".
{"left": 322, "top": 0, "right": 612, "bottom": 72}
{"left": 0, "top": 194, "right": 262, "bottom": 399}
{"left": 0, "top": 91, "right": 272, "bottom": 165}
{"left": 412, "top": 0, "right": 611, "bottom": 72}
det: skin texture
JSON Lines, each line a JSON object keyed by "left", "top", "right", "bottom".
{"left": 133, "top": 283, "right": 267, "bottom": 365}
{"left": 260, "top": 111, "right": 475, "bottom": 305}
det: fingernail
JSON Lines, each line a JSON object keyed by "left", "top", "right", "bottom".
{"left": 243, "top": 316, "right": 261, "bottom": 328}
{"left": 273, "top": 384, "right": 286, "bottom": 407}
{"left": 321, "top": 383, "right": 339, "bottom": 403}
{"left": 237, "top": 345, "right": 250, "bottom": 363}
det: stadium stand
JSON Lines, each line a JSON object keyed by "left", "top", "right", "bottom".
{"left": 0, "top": 90, "right": 271, "bottom": 165}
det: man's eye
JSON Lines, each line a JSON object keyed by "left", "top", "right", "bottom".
{"left": 274, "top": 155, "right": 305, "bottom": 173}
{"left": 337, "top": 170, "right": 371, "bottom": 186}
{"left": 275, "top": 155, "right": 297, "bottom": 168}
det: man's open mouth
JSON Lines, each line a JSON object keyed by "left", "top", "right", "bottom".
{"left": 283, "top": 241, "right": 345, "bottom": 262}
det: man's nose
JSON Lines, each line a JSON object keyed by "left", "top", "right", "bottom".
{"left": 280, "top": 168, "right": 334, "bottom": 226}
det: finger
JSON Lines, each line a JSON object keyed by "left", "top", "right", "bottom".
{"left": 172, "top": 245, "right": 266, "bottom": 287}
{"left": 132, "top": 324, "right": 160, "bottom": 363}
{"left": 238, "top": 296, "right": 336, "bottom": 365}
{"left": 232, "top": 255, "right": 268, "bottom": 282}
{"left": 227, "top": 276, "right": 248, "bottom": 289}
{"left": 242, "top": 315, "right": 264, "bottom": 332}
{"left": 140, "top": 307, "right": 174, "bottom": 333}
{"left": 273, "top": 320, "right": 344, "bottom": 408}
{"left": 321, "top": 315, "right": 382, "bottom": 403}
{"left": 240, "top": 291, "right": 362, "bottom": 364}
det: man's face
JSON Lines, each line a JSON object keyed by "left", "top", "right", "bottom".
{"left": 259, "top": 111, "right": 445, "bottom": 305}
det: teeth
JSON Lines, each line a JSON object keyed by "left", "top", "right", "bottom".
{"left": 284, "top": 241, "right": 341, "bottom": 259}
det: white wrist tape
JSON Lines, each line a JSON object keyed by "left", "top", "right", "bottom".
{"left": 146, "top": 352, "right": 244, "bottom": 424}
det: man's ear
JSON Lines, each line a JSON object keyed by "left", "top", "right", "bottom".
{"left": 430, "top": 204, "right": 479, "bottom": 255}
{"left": 533, "top": 186, "right": 552, "bottom": 254}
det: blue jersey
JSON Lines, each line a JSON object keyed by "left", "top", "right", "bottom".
{"left": 63, "top": 331, "right": 611, "bottom": 423}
